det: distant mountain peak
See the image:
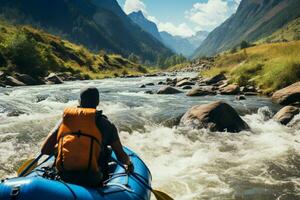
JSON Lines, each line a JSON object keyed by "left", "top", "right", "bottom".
{"left": 128, "top": 10, "right": 162, "bottom": 42}
{"left": 192, "top": 0, "right": 300, "bottom": 58}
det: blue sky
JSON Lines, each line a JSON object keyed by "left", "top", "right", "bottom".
{"left": 116, "top": 0, "right": 241, "bottom": 37}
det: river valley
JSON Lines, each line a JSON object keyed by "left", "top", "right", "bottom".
{"left": 0, "top": 74, "right": 299, "bottom": 200}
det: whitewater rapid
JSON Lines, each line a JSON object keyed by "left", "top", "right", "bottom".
{"left": 0, "top": 74, "right": 299, "bottom": 200}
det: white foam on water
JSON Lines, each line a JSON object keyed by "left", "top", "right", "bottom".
{"left": 0, "top": 77, "right": 299, "bottom": 199}
{"left": 119, "top": 112, "right": 300, "bottom": 200}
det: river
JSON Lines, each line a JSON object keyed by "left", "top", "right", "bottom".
{"left": 0, "top": 73, "right": 299, "bottom": 200}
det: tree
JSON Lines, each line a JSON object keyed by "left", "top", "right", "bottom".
{"left": 240, "top": 40, "right": 250, "bottom": 49}
{"left": 2, "top": 30, "right": 46, "bottom": 77}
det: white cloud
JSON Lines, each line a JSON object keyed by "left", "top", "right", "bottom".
{"left": 157, "top": 22, "right": 195, "bottom": 37}
{"left": 124, "top": 0, "right": 146, "bottom": 14}
{"left": 186, "top": 0, "right": 241, "bottom": 31}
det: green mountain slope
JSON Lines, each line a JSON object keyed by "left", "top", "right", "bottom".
{"left": 193, "top": 0, "right": 300, "bottom": 58}
{"left": 258, "top": 17, "right": 300, "bottom": 43}
{"left": 0, "top": 20, "right": 147, "bottom": 81}
{"left": 0, "top": 0, "right": 173, "bottom": 64}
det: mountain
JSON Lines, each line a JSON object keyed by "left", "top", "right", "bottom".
{"left": 128, "top": 11, "right": 208, "bottom": 57}
{"left": 160, "top": 31, "right": 209, "bottom": 57}
{"left": 0, "top": 0, "right": 173, "bottom": 64}
{"left": 160, "top": 32, "right": 194, "bottom": 57}
{"left": 0, "top": 19, "right": 147, "bottom": 83}
{"left": 187, "top": 31, "right": 210, "bottom": 46}
{"left": 128, "top": 11, "right": 162, "bottom": 42}
{"left": 193, "top": 0, "right": 300, "bottom": 58}
{"left": 258, "top": 17, "right": 300, "bottom": 43}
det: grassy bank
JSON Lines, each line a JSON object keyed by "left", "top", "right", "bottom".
{"left": 201, "top": 41, "right": 300, "bottom": 94}
{"left": 0, "top": 20, "right": 147, "bottom": 80}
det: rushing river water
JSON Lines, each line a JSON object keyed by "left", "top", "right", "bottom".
{"left": 0, "top": 74, "right": 299, "bottom": 200}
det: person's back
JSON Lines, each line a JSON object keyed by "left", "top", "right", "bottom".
{"left": 41, "top": 87, "right": 133, "bottom": 187}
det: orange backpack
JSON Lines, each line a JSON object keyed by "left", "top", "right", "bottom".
{"left": 56, "top": 107, "right": 102, "bottom": 173}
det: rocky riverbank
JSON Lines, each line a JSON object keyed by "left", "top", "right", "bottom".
{"left": 136, "top": 73, "right": 300, "bottom": 131}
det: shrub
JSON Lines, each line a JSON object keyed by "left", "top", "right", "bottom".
{"left": 1, "top": 30, "right": 48, "bottom": 77}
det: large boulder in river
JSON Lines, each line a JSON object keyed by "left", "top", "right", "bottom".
{"left": 45, "top": 73, "right": 64, "bottom": 84}
{"left": 273, "top": 106, "right": 300, "bottom": 125}
{"left": 180, "top": 101, "right": 249, "bottom": 132}
{"left": 157, "top": 86, "right": 182, "bottom": 94}
{"left": 5, "top": 76, "right": 26, "bottom": 86}
{"left": 176, "top": 80, "right": 195, "bottom": 87}
{"left": 220, "top": 84, "right": 240, "bottom": 95}
{"left": 272, "top": 82, "right": 300, "bottom": 105}
{"left": 204, "top": 73, "right": 226, "bottom": 85}
{"left": 187, "top": 87, "right": 216, "bottom": 96}
{"left": 15, "top": 73, "right": 40, "bottom": 85}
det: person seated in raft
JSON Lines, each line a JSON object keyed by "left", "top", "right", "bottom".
{"left": 41, "top": 86, "right": 133, "bottom": 187}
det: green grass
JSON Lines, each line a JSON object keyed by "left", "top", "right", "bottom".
{"left": 0, "top": 20, "right": 148, "bottom": 80}
{"left": 201, "top": 41, "right": 300, "bottom": 94}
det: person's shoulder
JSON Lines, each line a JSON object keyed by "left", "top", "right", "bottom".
{"left": 96, "top": 110, "right": 113, "bottom": 126}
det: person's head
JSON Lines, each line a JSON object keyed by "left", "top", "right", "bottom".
{"left": 79, "top": 87, "right": 99, "bottom": 108}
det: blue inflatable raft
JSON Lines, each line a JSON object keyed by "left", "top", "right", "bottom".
{"left": 0, "top": 148, "right": 152, "bottom": 200}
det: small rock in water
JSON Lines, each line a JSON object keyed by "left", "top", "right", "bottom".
{"left": 157, "top": 81, "right": 165, "bottom": 85}
{"left": 186, "top": 87, "right": 216, "bottom": 96}
{"left": 182, "top": 85, "right": 192, "bottom": 90}
{"left": 236, "top": 95, "right": 246, "bottom": 101}
{"left": 220, "top": 84, "right": 240, "bottom": 95}
{"left": 176, "top": 80, "right": 195, "bottom": 87}
{"left": 273, "top": 106, "right": 300, "bottom": 125}
{"left": 157, "top": 86, "right": 182, "bottom": 94}
{"left": 15, "top": 73, "right": 40, "bottom": 85}
{"left": 145, "top": 83, "right": 155, "bottom": 86}
{"left": 272, "top": 81, "right": 300, "bottom": 105}
{"left": 7, "top": 110, "right": 26, "bottom": 117}
{"left": 45, "top": 73, "right": 64, "bottom": 84}
{"left": 5, "top": 76, "right": 26, "bottom": 86}
{"left": 144, "top": 90, "right": 154, "bottom": 94}
{"left": 204, "top": 73, "right": 226, "bottom": 85}
{"left": 139, "top": 84, "right": 146, "bottom": 88}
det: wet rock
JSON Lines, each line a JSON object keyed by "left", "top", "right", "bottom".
{"left": 240, "top": 85, "right": 256, "bottom": 93}
{"left": 166, "top": 78, "right": 177, "bottom": 86}
{"left": 157, "top": 86, "right": 182, "bottom": 94}
{"left": 15, "top": 73, "right": 40, "bottom": 85}
{"left": 144, "top": 74, "right": 158, "bottom": 77}
{"left": 0, "top": 71, "right": 4, "bottom": 79}
{"left": 273, "top": 106, "right": 300, "bottom": 125}
{"left": 272, "top": 82, "right": 300, "bottom": 105}
{"left": 0, "top": 82, "right": 6, "bottom": 87}
{"left": 244, "top": 92, "right": 258, "bottom": 96}
{"left": 157, "top": 81, "right": 165, "bottom": 85}
{"left": 7, "top": 110, "right": 26, "bottom": 117}
{"left": 186, "top": 87, "right": 216, "bottom": 96}
{"left": 5, "top": 76, "right": 26, "bottom": 86}
{"left": 145, "top": 83, "right": 155, "bottom": 86}
{"left": 180, "top": 101, "right": 249, "bottom": 132}
{"left": 139, "top": 84, "right": 146, "bottom": 88}
{"left": 45, "top": 73, "right": 64, "bottom": 84}
{"left": 176, "top": 80, "right": 195, "bottom": 87}
{"left": 220, "top": 84, "right": 240, "bottom": 95}
{"left": 144, "top": 90, "right": 154, "bottom": 94}
{"left": 182, "top": 85, "right": 192, "bottom": 90}
{"left": 122, "top": 75, "right": 140, "bottom": 78}
{"left": 204, "top": 73, "right": 226, "bottom": 85}
{"left": 56, "top": 72, "right": 78, "bottom": 81}
{"left": 236, "top": 95, "right": 246, "bottom": 101}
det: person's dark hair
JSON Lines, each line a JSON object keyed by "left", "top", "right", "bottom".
{"left": 79, "top": 87, "right": 99, "bottom": 108}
